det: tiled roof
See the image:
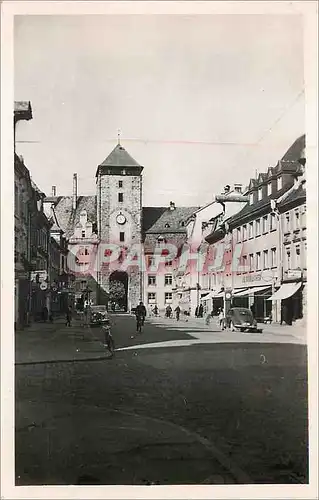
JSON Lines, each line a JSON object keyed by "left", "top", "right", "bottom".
{"left": 143, "top": 232, "right": 188, "bottom": 254}
{"left": 142, "top": 206, "right": 198, "bottom": 234}
{"left": 52, "top": 197, "right": 198, "bottom": 241}
{"left": 53, "top": 195, "right": 97, "bottom": 238}
{"left": 281, "top": 135, "right": 305, "bottom": 162}
{"left": 98, "top": 144, "right": 142, "bottom": 169}
{"left": 279, "top": 183, "right": 306, "bottom": 209}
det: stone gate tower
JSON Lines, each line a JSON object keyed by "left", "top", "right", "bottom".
{"left": 96, "top": 143, "right": 143, "bottom": 310}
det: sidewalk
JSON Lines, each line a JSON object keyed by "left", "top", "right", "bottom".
{"left": 15, "top": 317, "right": 109, "bottom": 365}
{"left": 147, "top": 315, "right": 307, "bottom": 342}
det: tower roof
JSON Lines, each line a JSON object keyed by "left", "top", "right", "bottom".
{"left": 98, "top": 144, "right": 142, "bottom": 169}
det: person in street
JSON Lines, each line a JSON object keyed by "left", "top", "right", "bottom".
{"left": 198, "top": 304, "right": 204, "bottom": 318}
{"left": 175, "top": 305, "right": 181, "bottom": 321}
{"left": 42, "top": 306, "right": 48, "bottom": 322}
{"left": 250, "top": 302, "right": 256, "bottom": 318}
{"left": 218, "top": 308, "right": 225, "bottom": 330}
{"left": 66, "top": 305, "right": 72, "bottom": 327}
{"left": 153, "top": 305, "right": 159, "bottom": 317}
{"left": 135, "top": 301, "right": 146, "bottom": 332}
{"left": 281, "top": 302, "right": 287, "bottom": 325}
{"left": 102, "top": 319, "right": 115, "bottom": 357}
{"left": 166, "top": 305, "right": 172, "bottom": 318}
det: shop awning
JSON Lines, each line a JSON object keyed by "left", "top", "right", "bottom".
{"left": 233, "top": 285, "right": 271, "bottom": 297}
{"left": 267, "top": 282, "right": 302, "bottom": 301}
{"left": 201, "top": 290, "right": 224, "bottom": 300}
{"left": 232, "top": 288, "right": 249, "bottom": 297}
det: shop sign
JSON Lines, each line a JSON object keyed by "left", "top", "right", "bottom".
{"left": 287, "top": 269, "right": 302, "bottom": 280}
{"left": 242, "top": 273, "right": 262, "bottom": 284}
{"left": 30, "top": 270, "right": 47, "bottom": 283}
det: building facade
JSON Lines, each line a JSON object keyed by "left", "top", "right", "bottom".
{"left": 51, "top": 143, "right": 198, "bottom": 312}
{"left": 204, "top": 135, "right": 306, "bottom": 324}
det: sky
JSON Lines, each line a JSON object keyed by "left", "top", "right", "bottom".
{"left": 14, "top": 14, "right": 305, "bottom": 207}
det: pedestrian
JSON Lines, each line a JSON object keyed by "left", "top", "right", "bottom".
{"left": 66, "top": 305, "right": 72, "bottom": 327}
{"left": 195, "top": 306, "right": 199, "bottom": 318}
{"left": 281, "top": 302, "right": 287, "bottom": 325}
{"left": 250, "top": 302, "right": 256, "bottom": 318}
{"left": 175, "top": 305, "right": 181, "bottom": 321}
{"left": 153, "top": 305, "right": 158, "bottom": 317}
{"left": 198, "top": 304, "right": 204, "bottom": 318}
{"left": 42, "top": 306, "right": 48, "bottom": 323}
{"left": 166, "top": 305, "right": 172, "bottom": 318}
{"left": 218, "top": 308, "right": 225, "bottom": 330}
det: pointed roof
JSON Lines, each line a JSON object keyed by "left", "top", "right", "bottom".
{"left": 98, "top": 144, "right": 142, "bottom": 168}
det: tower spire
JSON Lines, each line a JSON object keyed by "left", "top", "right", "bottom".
{"left": 117, "top": 129, "right": 121, "bottom": 145}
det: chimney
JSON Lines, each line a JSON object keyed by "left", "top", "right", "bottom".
{"left": 52, "top": 186, "right": 56, "bottom": 197}
{"left": 233, "top": 183, "right": 242, "bottom": 193}
{"left": 73, "top": 173, "right": 77, "bottom": 211}
{"left": 169, "top": 201, "right": 176, "bottom": 211}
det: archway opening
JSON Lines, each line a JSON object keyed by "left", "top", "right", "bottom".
{"left": 109, "top": 271, "right": 128, "bottom": 312}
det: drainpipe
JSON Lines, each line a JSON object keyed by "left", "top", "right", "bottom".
{"left": 72, "top": 173, "right": 77, "bottom": 211}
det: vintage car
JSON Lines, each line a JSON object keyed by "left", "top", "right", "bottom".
{"left": 90, "top": 305, "right": 110, "bottom": 326}
{"left": 224, "top": 307, "right": 263, "bottom": 333}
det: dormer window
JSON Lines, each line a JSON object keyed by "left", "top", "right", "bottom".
{"left": 249, "top": 193, "right": 254, "bottom": 205}
{"left": 164, "top": 223, "right": 170, "bottom": 228}
{"left": 258, "top": 187, "right": 263, "bottom": 201}
{"left": 267, "top": 183, "right": 272, "bottom": 196}
{"left": 277, "top": 176, "right": 282, "bottom": 190}
{"left": 180, "top": 221, "right": 185, "bottom": 227}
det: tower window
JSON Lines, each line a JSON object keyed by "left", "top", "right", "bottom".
{"left": 118, "top": 192, "right": 124, "bottom": 203}
{"left": 82, "top": 231, "right": 85, "bottom": 238}
{"left": 120, "top": 232, "right": 125, "bottom": 242}
{"left": 118, "top": 181, "right": 123, "bottom": 188}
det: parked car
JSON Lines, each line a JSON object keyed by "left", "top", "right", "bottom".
{"left": 224, "top": 307, "right": 263, "bottom": 333}
{"left": 90, "top": 305, "right": 109, "bottom": 326}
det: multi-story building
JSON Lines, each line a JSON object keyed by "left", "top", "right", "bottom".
{"left": 29, "top": 181, "right": 52, "bottom": 321}
{"left": 14, "top": 101, "right": 33, "bottom": 328}
{"left": 143, "top": 202, "right": 197, "bottom": 314}
{"left": 14, "top": 154, "right": 34, "bottom": 327}
{"left": 174, "top": 184, "right": 247, "bottom": 316}
{"left": 205, "top": 135, "right": 306, "bottom": 324}
{"left": 51, "top": 143, "right": 198, "bottom": 312}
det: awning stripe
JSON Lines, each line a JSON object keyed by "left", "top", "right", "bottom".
{"left": 267, "top": 282, "right": 302, "bottom": 301}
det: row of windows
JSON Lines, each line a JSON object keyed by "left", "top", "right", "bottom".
{"left": 148, "top": 274, "right": 173, "bottom": 286}
{"left": 148, "top": 292, "right": 172, "bottom": 304}
{"left": 240, "top": 248, "right": 277, "bottom": 273}
{"left": 284, "top": 243, "right": 306, "bottom": 270}
{"left": 236, "top": 206, "right": 306, "bottom": 242}
{"left": 249, "top": 177, "right": 282, "bottom": 204}
{"left": 284, "top": 207, "right": 306, "bottom": 234}
{"left": 236, "top": 214, "right": 277, "bottom": 242}
{"left": 147, "top": 256, "right": 173, "bottom": 267}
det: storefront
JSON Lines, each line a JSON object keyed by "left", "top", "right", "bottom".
{"left": 232, "top": 285, "right": 273, "bottom": 321}
{"left": 267, "top": 281, "right": 304, "bottom": 324}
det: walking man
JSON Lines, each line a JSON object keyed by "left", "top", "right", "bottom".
{"left": 66, "top": 305, "right": 72, "bottom": 327}
{"left": 175, "top": 305, "right": 181, "bottom": 321}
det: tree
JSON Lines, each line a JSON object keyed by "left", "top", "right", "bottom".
{"left": 109, "top": 281, "right": 126, "bottom": 303}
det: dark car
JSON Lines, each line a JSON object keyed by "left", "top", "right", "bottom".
{"left": 90, "top": 305, "right": 109, "bottom": 326}
{"left": 224, "top": 307, "right": 262, "bottom": 333}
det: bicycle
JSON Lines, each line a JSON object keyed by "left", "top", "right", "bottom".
{"left": 102, "top": 326, "right": 115, "bottom": 357}
{"left": 136, "top": 315, "right": 144, "bottom": 333}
